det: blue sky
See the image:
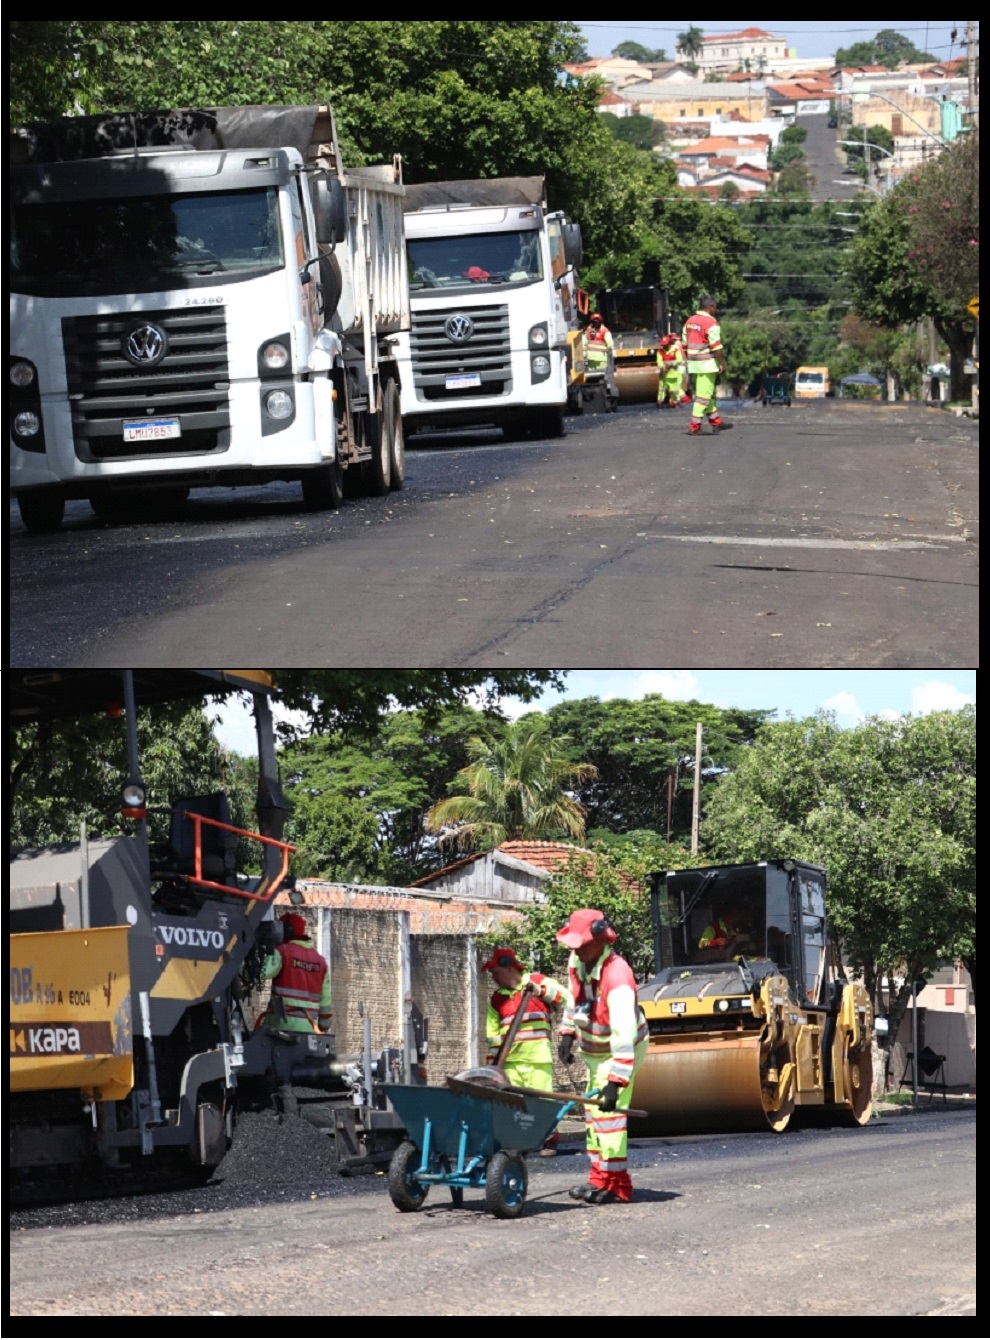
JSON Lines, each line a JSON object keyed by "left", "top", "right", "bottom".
{"left": 212, "top": 670, "right": 974, "bottom": 754}
{"left": 578, "top": 22, "right": 972, "bottom": 64}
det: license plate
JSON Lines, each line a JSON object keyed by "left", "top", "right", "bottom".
{"left": 123, "top": 418, "right": 181, "bottom": 442}
{"left": 445, "top": 374, "right": 481, "bottom": 390}
{"left": 669, "top": 1000, "right": 686, "bottom": 1014}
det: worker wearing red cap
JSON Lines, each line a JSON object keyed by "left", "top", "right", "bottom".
{"left": 656, "top": 331, "right": 690, "bottom": 409}
{"left": 258, "top": 911, "right": 332, "bottom": 1033}
{"left": 483, "top": 946, "right": 568, "bottom": 1096}
{"left": 585, "top": 312, "right": 614, "bottom": 376}
{"left": 556, "top": 908, "right": 648, "bottom": 1204}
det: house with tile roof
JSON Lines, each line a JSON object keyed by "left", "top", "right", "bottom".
{"left": 408, "top": 839, "right": 593, "bottom": 904}
{"left": 679, "top": 27, "right": 789, "bottom": 77}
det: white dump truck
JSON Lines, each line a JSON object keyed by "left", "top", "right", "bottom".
{"left": 394, "top": 177, "right": 583, "bottom": 442}
{"left": 9, "top": 105, "right": 409, "bottom": 532}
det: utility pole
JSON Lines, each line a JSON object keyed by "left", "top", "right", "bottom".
{"left": 691, "top": 722, "right": 702, "bottom": 856}
{"left": 966, "top": 21, "right": 978, "bottom": 130}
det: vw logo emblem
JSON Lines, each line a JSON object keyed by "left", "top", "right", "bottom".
{"left": 444, "top": 313, "right": 474, "bottom": 345}
{"left": 123, "top": 323, "right": 168, "bottom": 367}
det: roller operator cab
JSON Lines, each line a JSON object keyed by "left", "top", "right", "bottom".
{"left": 630, "top": 860, "right": 873, "bottom": 1135}
{"left": 394, "top": 177, "right": 582, "bottom": 442}
{"left": 9, "top": 106, "right": 409, "bottom": 533}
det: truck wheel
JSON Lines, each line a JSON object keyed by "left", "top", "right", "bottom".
{"left": 301, "top": 459, "right": 344, "bottom": 510}
{"left": 365, "top": 401, "right": 391, "bottom": 496}
{"left": 387, "top": 1140, "right": 428, "bottom": 1212}
{"left": 485, "top": 1149, "right": 528, "bottom": 1219}
{"left": 384, "top": 381, "right": 405, "bottom": 491}
{"left": 539, "top": 407, "right": 566, "bottom": 438}
{"left": 18, "top": 491, "right": 65, "bottom": 534}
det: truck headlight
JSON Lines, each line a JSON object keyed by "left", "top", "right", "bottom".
{"left": 265, "top": 390, "right": 294, "bottom": 420}
{"left": 10, "top": 361, "right": 36, "bottom": 387}
{"left": 262, "top": 341, "right": 290, "bottom": 370}
{"left": 529, "top": 323, "right": 549, "bottom": 348}
{"left": 531, "top": 354, "right": 551, "bottom": 379}
{"left": 14, "top": 411, "right": 41, "bottom": 437}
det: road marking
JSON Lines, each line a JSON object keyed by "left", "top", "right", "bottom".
{"left": 634, "top": 534, "right": 961, "bottom": 551}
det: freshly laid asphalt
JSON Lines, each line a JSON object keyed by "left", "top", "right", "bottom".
{"left": 9, "top": 399, "right": 978, "bottom": 668}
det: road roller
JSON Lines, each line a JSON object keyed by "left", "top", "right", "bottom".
{"left": 630, "top": 859, "right": 873, "bottom": 1135}
{"left": 595, "top": 285, "right": 671, "bottom": 405}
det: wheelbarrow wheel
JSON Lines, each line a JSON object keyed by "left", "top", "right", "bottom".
{"left": 387, "top": 1140, "right": 429, "bottom": 1212}
{"left": 485, "top": 1150, "right": 528, "bottom": 1219}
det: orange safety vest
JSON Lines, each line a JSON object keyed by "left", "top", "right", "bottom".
{"left": 683, "top": 310, "right": 722, "bottom": 364}
{"left": 271, "top": 939, "right": 331, "bottom": 1029}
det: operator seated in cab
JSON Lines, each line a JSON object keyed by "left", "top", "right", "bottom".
{"left": 695, "top": 900, "right": 755, "bottom": 962}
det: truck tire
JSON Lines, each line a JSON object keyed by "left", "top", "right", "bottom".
{"left": 17, "top": 491, "right": 65, "bottom": 534}
{"left": 484, "top": 1149, "right": 528, "bottom": 1219}
{"left": 301, "top": 459, "right": 344, "bottom": 510}
{"left": 387, "top": 1140, "right": 429, "bottom": 1212}
{"left": 365, "top": 400, "right": 391, "bottom": 496}
{"left": 384, "top": 380, "right": 405, "bottom": 491}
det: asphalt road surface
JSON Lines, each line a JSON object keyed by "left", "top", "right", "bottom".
{"left": 9, "top": 1106, "right": 975, "bottom": 1316}
{"left": 9, "top": 400, "right": 978, "bottom": 668}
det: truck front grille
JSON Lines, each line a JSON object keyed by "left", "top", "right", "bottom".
{"left": 410, "top": 304, "right": 511, "bottom": 400}
{"left": 62, "top": 307, "right": 231, "bottom": 459}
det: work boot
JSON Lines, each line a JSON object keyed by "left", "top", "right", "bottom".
{"left": 569, "top": 1183, "right": 596, "bottom": 1200}
{"left": 709, "top": 417, "right": 733, "bottom": 431}
{"left": 679, "top": 395, "right": 692, "bottom": 406}
{"left": 585, "top": 1188, "right": 627, "bottom": 1205}
{"left": 687, "top": 421, "right": 703, "bottom": 435}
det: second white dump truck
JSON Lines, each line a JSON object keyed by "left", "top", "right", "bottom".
{"left": 10, "top": 105, "right": 409, "bottom": 531}
{"left": 394, "top": 177, "right": 583, "bottom": 442}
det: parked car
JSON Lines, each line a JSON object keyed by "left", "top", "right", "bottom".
{"left": 827, "top": 116, "right": 838, "bottom": 128}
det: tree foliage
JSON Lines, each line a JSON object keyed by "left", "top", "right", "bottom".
{"left": 834, "top": 29, "right": 935, "bottom": 69}
{"left": 612, "top": 41, "right": 667, "bottom": 64}
{"left": 701, "top": 708, "right": 976, "bottom": 1044}
{"left": 424, "top": 717, "right": 597, "bottom": 851}
{"left": 845, "top": 134, "right": 979, "bottom": 397}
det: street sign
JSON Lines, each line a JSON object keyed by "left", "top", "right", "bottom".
{"left": 967, "top": 296, "right": 979, "bottom": 320}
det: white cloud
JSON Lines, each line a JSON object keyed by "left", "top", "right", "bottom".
{"left": 911, "top": 681, "right": 973, "bottom": 715}
{"left": 623, "top": 670, "right": 701, "bottom": 701}
{"left": 821, "top": 691, "right": 863, "bottom": 726}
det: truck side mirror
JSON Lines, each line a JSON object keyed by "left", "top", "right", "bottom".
{"left": 562, "top": 222, "right": 583, "bottom": 270}
{"left": 312, "top": 174, "right": 348, "bottom": 246}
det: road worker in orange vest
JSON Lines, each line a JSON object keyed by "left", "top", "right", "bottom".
{"left": 683, "top": 294, "right": 733, "bottom": 435}
{"left": 656, "top": 330, "right": 690, "bottom": 408}
{"left": 484, "top": 946, "right": 569, "bottom": 1152}
{"left": 258, "top": 912, "right": 332, "bottom": 1033}
{"left": 556, "top": 909, "right": 649, "bottom": 1204}
{"left": 585, "top": 312, "right": 614, "bottom": 374}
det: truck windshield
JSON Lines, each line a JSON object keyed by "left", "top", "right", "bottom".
{"left": 10, "top": 187, "right": 283, "bottom": 297}
{"left": 407, "top": 230, "right": 544, "bottom": 291}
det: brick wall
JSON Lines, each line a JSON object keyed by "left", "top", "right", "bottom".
{"left": 330, "top": 908, "right": 403, "bottom": 1056}
{"left": 411, "top": 934, "right": 477, "bottom": 1081}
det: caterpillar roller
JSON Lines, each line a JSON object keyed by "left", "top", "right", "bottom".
{"left": 9, "top": 670, "right": 424, "bottom": 1195}
{"left": 630, "top": 859, "right": 873, "bottom": 1135}
{"left": 594, "top": 285, "right": 671, "bottom": 405}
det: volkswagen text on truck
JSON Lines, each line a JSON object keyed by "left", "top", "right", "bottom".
{"left": 394, "top": 177, "right": 583, "bottom": 442}
{"left": 10, "top": 106, "right": 409, "bottom": 532}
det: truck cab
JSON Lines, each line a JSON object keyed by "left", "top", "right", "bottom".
{"left": 394, "top": 177, "right": 582, "bottom": 441}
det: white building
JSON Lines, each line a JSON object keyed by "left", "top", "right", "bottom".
{"left": 678, "top": 26, "right": 789, "bottom": 76}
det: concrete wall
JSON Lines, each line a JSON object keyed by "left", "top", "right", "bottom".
{"left": 889, "top": 1007, "right": 977, "bottom": 1090}
{"left": 411, "top": 933, "right": 479, "bottom": 1081}
{"left": 328, "top": 908, "right": 404, "bottom": 1057}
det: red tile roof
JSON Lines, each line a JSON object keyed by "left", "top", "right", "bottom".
{"left": 409, "top": 839, "right": 591, "bottom": 887}
{"left": 702, "top": 26, "right": 779, "bottom": 43}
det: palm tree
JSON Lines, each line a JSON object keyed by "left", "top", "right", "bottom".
{"left": 424, "top": 718, "right": 597, "bottom": 852}
{"left": 677, "top": 27, "right": 705, "bottom": 61}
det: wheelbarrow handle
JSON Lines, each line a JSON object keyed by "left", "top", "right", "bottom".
{"left": 507, "top": 1081, "right": 649, "bottom": 1119}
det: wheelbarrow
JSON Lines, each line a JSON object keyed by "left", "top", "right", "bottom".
{"left": 761, "top": 371, "right": 792, "bottom": 407}
{"left": 384, "top": 1078, "right": 581, "bottom": 1218}
{"left": 384, "top": 1075, "right": 650, "bottom": 1218}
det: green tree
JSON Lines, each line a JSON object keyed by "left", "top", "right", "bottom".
{"left": 273, "top": 670, "right": 563, "bottom": 738}
{"left": 600, "top": 112, "right": 665, "bottom": 152}
{"left": 10, "top": 704, "right": 255, "bottom": 851}
{"left": 542, "top": 695, "right": 773, "bottom": 845}
{"left": 424, "top": 718, "right": 597, "bottom": 852}
{"left": 612, "top": 41, "right": 666, "bottom": 63}
{"left": 834, "top": 29, "right": 935, "bottom": 69}
{"left": 719, "top": 319, "right": 774, "bottom": 395}
{"left": 774, "top": 161, "right": 812, "bottom": 198}
{"left": 842, "top": 123, "right": 894, "bottom": 161}
{"left": 780, "top": 125, "right": 807, "bottom": 146}
{"left": 770, "top": 142, "right": 807, "bottom": 172}
{"left": 676, "top": 28, "right": 705, "bottom": 61}
{"left": 702, "top": 709, "right": 976, "bottom": 1059}
{"left": 845, "top": 134, "right": 979, "bottom": 399}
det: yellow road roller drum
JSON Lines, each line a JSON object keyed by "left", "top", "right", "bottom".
{"left": 629, "top": 860, "right": 873, "bottom": 1136}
